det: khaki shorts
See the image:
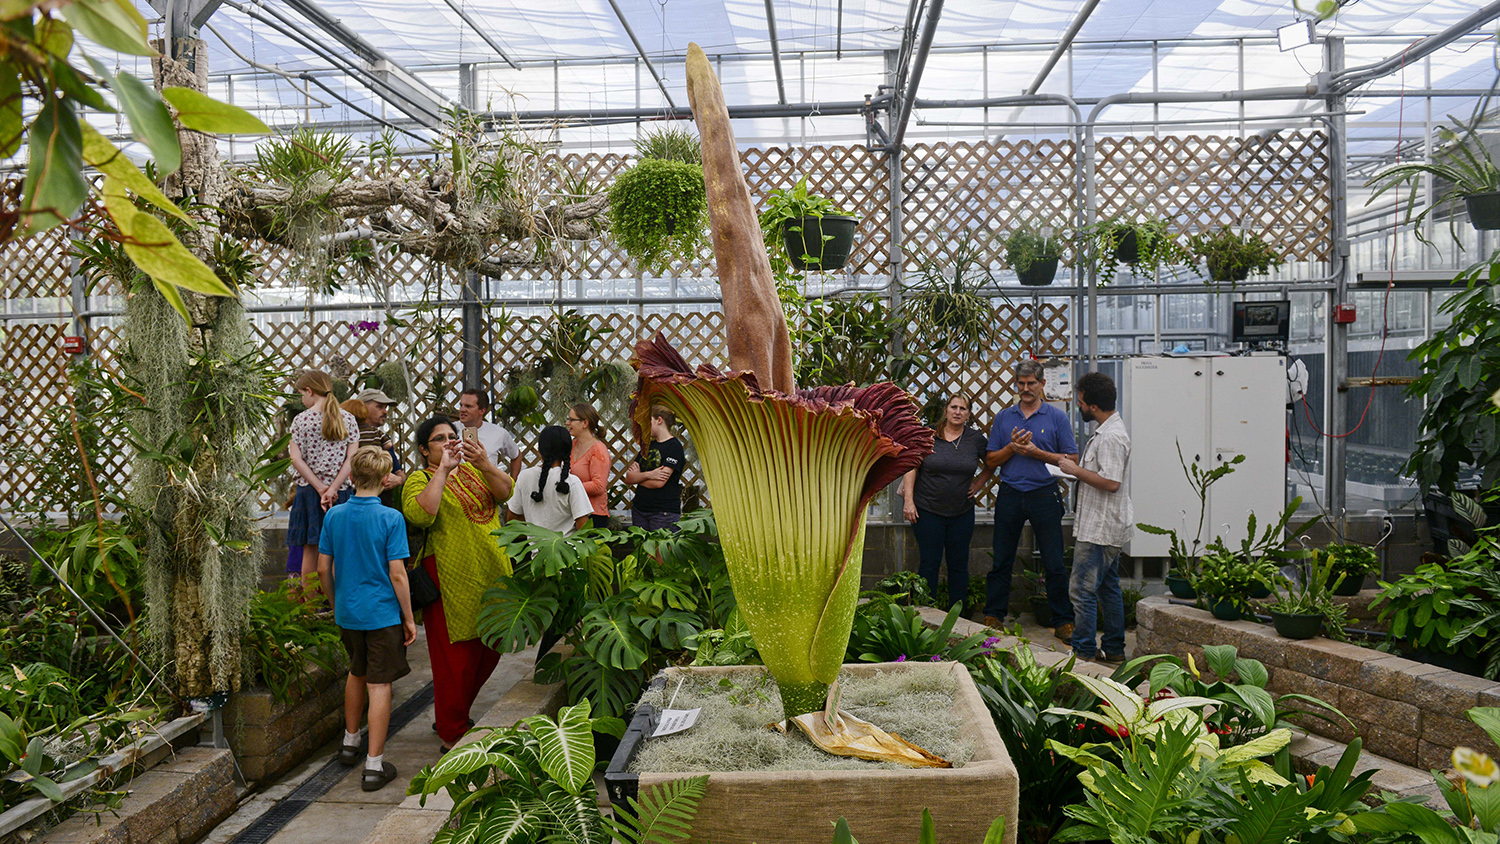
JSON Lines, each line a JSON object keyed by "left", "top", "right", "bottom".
{"left": 339, "top": 625, "right": 410, "bottom": 684}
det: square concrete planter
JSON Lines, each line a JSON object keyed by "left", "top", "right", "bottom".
{"left": 606, "top": 661, "right": 1018, "bottom": 844}
{"left": 223, "top": 664, "right": 345, "bottom": 783}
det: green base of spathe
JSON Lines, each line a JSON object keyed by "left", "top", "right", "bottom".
{"left": 778, "top": 679, "right": 831, "bottom": 720}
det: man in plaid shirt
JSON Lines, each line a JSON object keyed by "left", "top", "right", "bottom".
{"left": 1057, "top": 371, "right": 1133, "bottom": 663}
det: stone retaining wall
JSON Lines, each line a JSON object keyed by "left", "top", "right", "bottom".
{"left": 39, "top": 748, "right": 236, "bottom": 844}
{"left": 1135, "top": 596, "right": 1500, "bottom": 769}
{"left": 224, "top": 666, "right": 345, "bottom": 784}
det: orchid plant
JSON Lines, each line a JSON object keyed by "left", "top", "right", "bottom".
{"left": 631, "top": 45, "right": 931, "bottom": 721}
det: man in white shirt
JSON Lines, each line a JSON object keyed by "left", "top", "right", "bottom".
{"left": 1057, "top": 371, "right": 1132, "bottom": 664}
{"left": 454, "top": 388, "right": 522, "bottom": 477}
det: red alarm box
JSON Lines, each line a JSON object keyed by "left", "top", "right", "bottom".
{"left": 1333, "top": 304, "right": 1356, "bottom": 324}
{"left": 62, "top": 336, "right": 85, "bottom": 355}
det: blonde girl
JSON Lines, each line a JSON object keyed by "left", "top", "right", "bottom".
{"left": 288, "top": 370, "right": 360, "bottom": 584}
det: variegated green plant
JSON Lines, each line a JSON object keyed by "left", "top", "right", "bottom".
{"left": 408, "top": 700, "right": 708, "bottom": 844}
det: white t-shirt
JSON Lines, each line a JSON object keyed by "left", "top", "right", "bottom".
{"left": 453, "top": 419, "right": 520, "bottom": 469}
{"left": 507, "top": 466, "right": 594, "bottom": 534}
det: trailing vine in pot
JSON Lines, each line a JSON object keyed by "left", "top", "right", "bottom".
{"left": 758, "top": 176, "right": 860, "bottom": 274}
{"left": 1078, "top": 215, "right": 1193, "bottom": 286}
{"left": 608, "top": 127, "right": 708, "bottom": 274}
{"left": 1004, "top": 225, "right": 1064, "bottom": 287}
{"left": 1188, "top": 227, "right": 1283, "bottom": 286}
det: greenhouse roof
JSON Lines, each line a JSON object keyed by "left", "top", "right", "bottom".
{"left": 103, "top": 0, "right": 1500, "bottom": 151}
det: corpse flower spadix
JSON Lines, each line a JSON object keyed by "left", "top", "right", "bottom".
{"left": 628, "top": 43, "right": 933, "bottom": 721}
{"left": 633, "top": 338, "right": 932, "bottom": 717}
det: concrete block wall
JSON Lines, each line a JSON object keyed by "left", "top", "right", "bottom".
{"left": 1135, "top": 596, "right": 1500, "bottom": 769}
{"left": 223, "top": 665, "right": 345, "bottom": 784}
{"left": 39, "top": 748, "right": 236, "bottom": 844}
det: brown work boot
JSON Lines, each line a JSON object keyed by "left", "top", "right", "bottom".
{"left": 1053, "top": 623, "right": 1074, "bottom": 642}
{"left": 982, "top": 615, "right": 1004, "bottom": 630}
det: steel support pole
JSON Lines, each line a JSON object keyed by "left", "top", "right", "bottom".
{"left": 1326, "top": 37, "right": 1349, "bottom": 535}
{"left": 459, "top": 69, "right": 486, "bottom": 391}
{"left": 886, "top": 47, "right": 909, "bottom": 557}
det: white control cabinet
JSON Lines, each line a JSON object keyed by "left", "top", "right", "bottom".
{"left": 1121, "top": 356, "right": 1286, "bottom": 557}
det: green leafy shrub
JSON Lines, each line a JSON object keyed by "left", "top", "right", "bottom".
{"left": 844, "top": 603, "right": 992, "bottom": 665}
{"left": 1187, "top": 227, "right": 1282, "bottom": 283}
{"left": 479, "top": 511, "right": 735, "bottom": 719}
{"left": 634, "top": 126, "right": 701, "bottom": 165}
{"left": 1373, "top": 531, "right": 1500, "bottom": 677}
{"left": 241, "top": 581, "right": 347, "bottom": 702}
{"left": 1191, "top": 544, "right": 1276, "bottom": 616}
{"left": 867, "top": 571, "right": 936, "bottom": 608}
{"left": 1266, "top": 551, "right": 1350, "bottom": 641}
{"left": 1324, "top": 543, "right": 1378, "bottom": 586}
{"left": 1077, "top": 216, "right": 1193, "bottom": 286}
{"left": 407, "top": 700, "right": 706, "bottom": 844}
{"left": 1003, "top": 226, "right": 1063, "bottom": 273}
{"left": 608, "top": 157, "right": 707, "bottom": 274}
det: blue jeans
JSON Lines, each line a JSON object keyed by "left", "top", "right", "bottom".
{"left": 986, "top": 485, "right": 1073, "bottom": 626}
{"left": 911, "top": 506, "right": 975, "bottom": 611}
{"left": 1070, "top": 540, "right": 1125, "bottom": 658}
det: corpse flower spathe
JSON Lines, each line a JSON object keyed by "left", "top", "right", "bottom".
{"left": 633, "top": 336, "right": 932, "bottom": 718}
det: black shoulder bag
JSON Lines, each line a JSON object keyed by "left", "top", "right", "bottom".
{"left": 404, "top": 470, "right": 442, "bottom": 610}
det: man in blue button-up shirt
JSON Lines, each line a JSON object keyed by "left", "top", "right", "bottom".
{"left": 983, "top": 360, "right": 1078, "bottom": 640}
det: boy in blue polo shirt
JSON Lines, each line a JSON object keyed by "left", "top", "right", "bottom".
{"left": 318, "top": 446, "right": 414, "bottom": 792}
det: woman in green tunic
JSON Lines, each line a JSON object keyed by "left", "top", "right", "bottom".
{"left": 403, "top": 415, "right": 514, "bottom": 749}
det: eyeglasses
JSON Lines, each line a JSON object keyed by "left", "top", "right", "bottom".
{"left": 427, "top": 434, "right": 455, "bottom": 444}
{"left": 565, "top": 416, "right": 581, "bottom": 423}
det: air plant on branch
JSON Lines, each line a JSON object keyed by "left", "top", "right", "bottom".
{"left": 630, "top": 44, "right": 933, "bottom": 729}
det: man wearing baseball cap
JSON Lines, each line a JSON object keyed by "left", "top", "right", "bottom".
{"left": 355, "top": 388, "right": 406, "bottom": 508}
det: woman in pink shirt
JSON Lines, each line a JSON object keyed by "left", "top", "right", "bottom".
{"left": 564, "top": 403, "right": 611, "bottom": 529}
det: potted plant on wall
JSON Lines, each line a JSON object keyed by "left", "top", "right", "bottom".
{"left": 1188, "top": 227, "right": 1283, "bottom": 285}
{"left": 607, "top": 127, "right": 708, "bottom": 274}
{"left": 1325, "top": 543, "right": 1379, "bottom": 596}
{"left": 758, "top": 176, "right": 859, "bottom": 273}
{"left": 1368, "top": 112, "right": 1500, "bottom": 234}
{"left": 1266, "top": 550, "right": 1349, "bottom": 640}
{"left": 1191, "top": 543, "right": 1275, "bottom": 621}
{"left": 1078, "top": 216, "right": 1193, "bottom": 286}
{"left": 1004, "top": 225, "right": 1064, "bottom": 286}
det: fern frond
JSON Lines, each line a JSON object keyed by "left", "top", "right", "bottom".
{"left": 607, "top": 774, "right": 708, "bottom": 844}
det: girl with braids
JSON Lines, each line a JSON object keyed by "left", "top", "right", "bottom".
{"left": 403, "top": 415, "right": 515, "bottom": 750}
{"left": 507, "top": 425, "right": 593, "bottom": 534}
{"left": 288, "top": 370, "right": 359, "bottom": 586}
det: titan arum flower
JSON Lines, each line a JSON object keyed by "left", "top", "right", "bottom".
{"left": 630, "top": 44, "right": 932, "bottom": 721}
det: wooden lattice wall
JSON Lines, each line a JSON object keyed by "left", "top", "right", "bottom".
{"left": 0, "top": 132, "right": 1330, "bottom": 515}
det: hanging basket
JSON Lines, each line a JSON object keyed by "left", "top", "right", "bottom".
{"left": 1016, "top": 257, "right": 1060, "bottom": 287}
{"left": 783, "top": 214, "right": 859, "bottom": 271}
{"left": 1206, "top": 256, "right": 1252, "bottom": 283}
{"left": 1113, "top": 229, "right": 1140, "bottom": 264}
{"left": 1465, "top": 192, "right": 1500, "bottom": 230}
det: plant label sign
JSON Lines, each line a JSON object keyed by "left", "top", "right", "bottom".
{"left": 651, "top": 708, "right": 701, "bottom": 738}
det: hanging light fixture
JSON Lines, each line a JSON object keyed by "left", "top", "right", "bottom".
{"left": 1277, "top": 19, "right": 1316, "bottom": 52}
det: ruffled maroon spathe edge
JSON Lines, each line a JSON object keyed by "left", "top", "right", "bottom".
{"left": 631, "top": 333, "right": 934, "bottom": 511}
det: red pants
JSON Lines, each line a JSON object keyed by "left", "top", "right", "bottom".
{"left": 421, "top": 556, "right": 500, "bottom": 745}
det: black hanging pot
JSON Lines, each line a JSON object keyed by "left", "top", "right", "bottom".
{"left": 1332, "top": 575, "right": 1364, "bottom": 596}
{"left": 1206, "top": 256, "right": 1252, "bottom": 283}
{"left": 1249, "top": 580, "right": 1272, "bottom": 599}
{"left": 1465, "top": 192, "right": 1500, "bottom": 230}
{"left": 783, "top": 214, "right": 859, "bottom": 271}
{"left": 1113, "top": 229, "right": 1140, "bottom": 264}
{"left": 1017, "top": 257, "right": 1060, "bottom": 287}
{"left": 1270, "top": 610, "right": 1324, "bottom": 640}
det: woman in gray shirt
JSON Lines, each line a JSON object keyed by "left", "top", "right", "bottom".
{"left": 899, "top": 394, "right": 996, "bottom": 610}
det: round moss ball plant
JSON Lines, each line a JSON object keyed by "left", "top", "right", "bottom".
{"left": 608, "top": 157, "right": 708, "bottom": 274}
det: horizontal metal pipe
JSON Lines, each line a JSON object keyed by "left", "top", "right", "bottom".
{"left": 1334, "top": 1, "right": 1500, "bottom": 92}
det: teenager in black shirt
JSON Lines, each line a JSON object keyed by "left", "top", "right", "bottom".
{"left": 624, "top": 406, "right": 687, "bottom": 531}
